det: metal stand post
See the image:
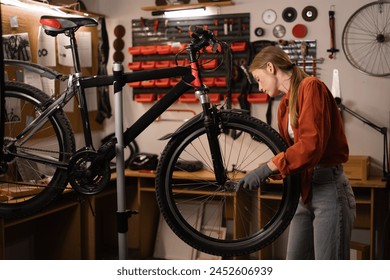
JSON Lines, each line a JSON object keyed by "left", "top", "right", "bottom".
{"left": 0, "top": 6, "right": 7, "bottom": 174}
{"left": 112, "top": 62, "right": 137, "bottom": 260}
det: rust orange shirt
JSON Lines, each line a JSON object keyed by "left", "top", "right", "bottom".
{"left": 272, "top": 76, "right": 349, "bottom": 202}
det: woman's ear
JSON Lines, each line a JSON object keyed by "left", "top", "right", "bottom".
{"left": 266, "top": 62, "right": 275, "bottom": 74}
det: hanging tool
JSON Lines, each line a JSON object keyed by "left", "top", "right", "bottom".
{"left": 153, "top": 19, "right": 159, "bottom": 34}
{"left": 312, "top": 56, "right": 317, "bottom": 77}
{"left": 331, "top": 69, "right": 341, "bottom": 100}
{"left": 300, "top": 41, "right": 308, "bottom": 73}
{"left": 229, "top": 18, "right": 234, "bottom": 32}
{"left": 224, "top": 18, "right": 228, "bottom": 35}
{"left": 327, "top": 5, "right": 339, "bottom": 59}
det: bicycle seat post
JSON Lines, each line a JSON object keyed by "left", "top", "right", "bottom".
{"left": 67, "top": 29, "right": 82, "bottom": 74}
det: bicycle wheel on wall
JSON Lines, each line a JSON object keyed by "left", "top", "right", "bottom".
{"left": 342, "top": 1, "right": 390, "bottom": 76}
{"left": 0, "top": 81, "right": 75, "bottom": 219}
{"left": 155, "top": 111, "right": 300, "bottom": 257}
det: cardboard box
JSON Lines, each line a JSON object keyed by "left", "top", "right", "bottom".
{"left": 350, "top": 241, "right": 370, "bottom": 260}
{"left": 343, "top": 155, "right": 370, "bottom": 180}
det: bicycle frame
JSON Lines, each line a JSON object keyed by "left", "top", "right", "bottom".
{"left": 4, "top": 20, "right": 228, "bottom": 185}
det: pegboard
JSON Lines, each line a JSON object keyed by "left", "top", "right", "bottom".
{"left": 131, "top": 13, "right": 250, "bottom": 46}
{"left": 129, "top": 13, "right": 252, "bottom": 103}
{"left": 278, "top": 39, "right": 320, "bottom": 77}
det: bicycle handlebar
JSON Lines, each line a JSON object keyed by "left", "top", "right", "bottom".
{"left": 188, "top": 25, "right": 219, "bottom": 54}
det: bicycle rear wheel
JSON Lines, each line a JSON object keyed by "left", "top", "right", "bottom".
{"left": 155, "top": 110, "right": 300, "bottom": 257}
{"left": 342, "top": 1, "right": 390, "bottom": 76}
{"left": 0, "top": 81, "right": 75, "bottom": 219}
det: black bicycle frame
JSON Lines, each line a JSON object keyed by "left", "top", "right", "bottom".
{"left": 79, "top": 66, "right": 195, "bottom": 163}
{"left": 3, "top": 23, "right": 229, "bottom": 185}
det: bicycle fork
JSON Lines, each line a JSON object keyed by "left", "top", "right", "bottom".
{"left": 190, "top": 54, "right": 227, "bottom": 185}
{"left": 197, "top": 89, "right": 228, "bottom": 185}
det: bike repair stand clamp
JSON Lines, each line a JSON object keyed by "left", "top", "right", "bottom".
{"left": 113, "top": 62, "right": 138, "bottom": 260}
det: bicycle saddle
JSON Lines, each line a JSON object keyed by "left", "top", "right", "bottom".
{"left": 40, "top": 15, "right": 98, "bottom": 36}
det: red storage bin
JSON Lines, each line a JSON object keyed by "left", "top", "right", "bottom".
{"left": 156, "top": 45, "right": 171, "bottom": 54}
{"left": 128, "top": 81, "right": 141, "bottom": 88}
{"left": 134, "top": 93, "right": 156, "bottom": 103}
{"left": 224, "top": 93, "right": 240, "bottom": 103}
{"left": 171, "top": 43, "right": 187, "bottom": 54}
{"left": 179, "top": 93, "right": 198, "bottom": 103}
{"left": 205, "top": 44, "right": 222, "bottom": 53}
{"left": 128, "top": 61, "right": 142, "bottom": 71}
{"left": 230, "top": 41, "right": 247, "bottom": 52}
{"left": 128, "top": 46, "right": 142, "bottom": 55}
{"left": 140, "top": 45, "right": 157, "bottom": 55}
{"left": 141, "top": 61, "right": 156, "bottom": 69}
{"left": 202, "top": 77, "right": 215, "bottom": 87}
{"left": 209, "top": 93, "right": 220, "bottom": 103}
{"left": 170, "top": 60, "right": 188, "bottom": 67}
{"left": 141, "top": 80, "right": 155, "bottom": 88}
{"left": 155, "top": 78, "right": 170, "bottom": 87}
{"left": 169, "top": 78, "right": 180, "bottom": 87}
{"left": 214, "top": 77, "right": 227, "bottom": 87}
{"left": 247, "top": 93, "right": 269, "bottom": 103}
{"left": 155, "top": 60, "right": 170, "bottom": 68}
{"left": 201, "top": 59, "right": 218, "bottom": 69}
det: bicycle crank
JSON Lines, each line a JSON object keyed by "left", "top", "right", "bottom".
{"left": 68, "top": 149, "right": 111, "bottom": 195}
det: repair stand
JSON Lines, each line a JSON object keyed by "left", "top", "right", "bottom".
{"left": 113, "top": 62, "right": 138, "bottom": 260}
{"left": 0, "top": 4, "right": 7, "bottom": 174}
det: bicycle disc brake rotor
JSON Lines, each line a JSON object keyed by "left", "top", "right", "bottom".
{"left": 68, "top": 150, "right": 110, "bottom": 195}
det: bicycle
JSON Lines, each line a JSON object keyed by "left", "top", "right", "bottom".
{"left": 0, "top": 15, "right": 300, "bottom": 257}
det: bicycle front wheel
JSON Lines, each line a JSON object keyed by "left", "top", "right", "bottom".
{"left": 156, "top": 111, "right": 300, "bottom": 257}
{"left": 1, "top": 81, "right": 75, "bottom": 219}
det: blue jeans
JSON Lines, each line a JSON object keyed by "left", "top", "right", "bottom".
{"left": 286, "top": 165, "right": 356, "bottom": 259}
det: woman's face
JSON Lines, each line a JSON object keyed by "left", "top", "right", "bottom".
{"left": 251, "top": 67, "right": 280, "bottom": 97}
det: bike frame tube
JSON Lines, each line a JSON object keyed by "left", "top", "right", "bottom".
{"left": 10, "top": 86, "right": 73, "bottom": 146}
{"left": 122, "top": 77, "right": 194, "bottom": 148}
{"left": 74, "top": 76, "right": 94, "bottom": 149}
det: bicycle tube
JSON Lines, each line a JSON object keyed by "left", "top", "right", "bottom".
{"left": 121, "top": 77, "right": 194, "bottom": 151}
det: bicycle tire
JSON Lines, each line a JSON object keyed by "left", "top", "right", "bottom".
{"left": 342, "top": 1, "right": 390, "bottom": 76}
{"left": 155, "top": 111, "right": 300, "bottom": 257}
{"left": 0, "top": 81, "right": 75, "bottom": 219}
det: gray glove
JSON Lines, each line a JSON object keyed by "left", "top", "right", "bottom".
{"left": 238, "top": 163, "right": 273, "bottom": 190}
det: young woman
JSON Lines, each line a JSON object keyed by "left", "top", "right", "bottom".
{"left": 238, "top": 46, "right": 356, "bottom": 259}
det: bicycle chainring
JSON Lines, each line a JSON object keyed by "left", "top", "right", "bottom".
{"left": 68, "top": 150, "right": 110, "bottom": 195}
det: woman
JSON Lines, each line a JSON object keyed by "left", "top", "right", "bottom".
{"left": 238, "top": 46, "right": 356, "bottom": 259}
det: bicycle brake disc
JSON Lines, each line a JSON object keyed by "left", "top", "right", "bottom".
{"left": 68, "top": 150, "right": 111, "bottom": 195}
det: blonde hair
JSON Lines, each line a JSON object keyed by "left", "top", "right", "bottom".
{"left": 249, "top": 46, "right": 308, "bottom": 127}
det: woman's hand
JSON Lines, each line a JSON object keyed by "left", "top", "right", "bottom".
{"left": 237, "top": 163, "right": 273, "bottom": 190}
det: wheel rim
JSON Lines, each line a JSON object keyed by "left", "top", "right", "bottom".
{"left": 0, "top": 85, "right": 70, "bottom": 216}
{"left": 156, "top": 113, "right": 299, "bottom": 257}
{"left": 342, "top": 2, "right": 390, "bottom": 76}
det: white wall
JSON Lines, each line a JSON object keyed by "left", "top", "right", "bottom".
{"left": 83, "top": 0, "right": 390, "bottom": 176}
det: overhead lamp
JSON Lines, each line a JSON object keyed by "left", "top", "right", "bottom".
{"left": 152, "top": 7, "right": 207, "bottom": 18}
{"left": 0, "top": 0, "right": 67, "bottom": 15}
